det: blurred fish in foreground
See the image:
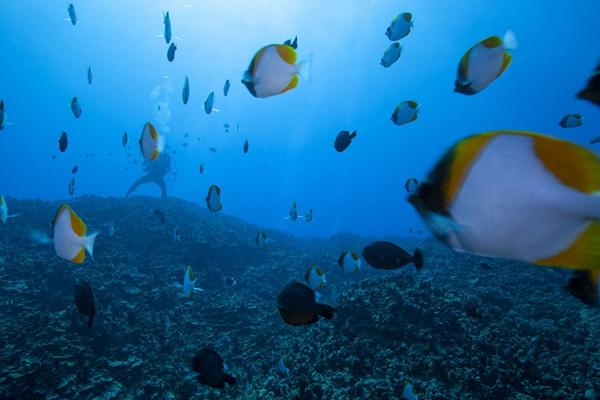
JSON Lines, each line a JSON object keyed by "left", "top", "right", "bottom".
{"left": 74, "top": 281, "right": 95, "bottom": 329}
{"left": 577, "top": 61, "right": 600, "bottom": 107}
{"left": 408, "top": 130, "right": 600, "bottom": 304}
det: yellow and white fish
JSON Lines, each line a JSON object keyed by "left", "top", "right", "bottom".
{"left": 409, "top": 130, "right": 600, "bottom": 304}
{"left": 304, "top": 266, "right": 326, "bottom": 289}
{"left": 256, "top": 231, "right": 268, "bottom": 249}
{"left": 385, "top": 12, "right": 413, "bottom": 41}
{"left": 402, "top": 382, "right": 419, "bottom": 400}
{"left": 0, "top": 196, "right": 20, "bottom": 224}
{"left": 206, "top": 184, "right": 222, "bottom": 212}
{"left": 391, "top": 101, "right": 419, "bottom": 126}
{"left": 139, "top": 122, "right": 164, "bottom": 161}
{"left": 455, "top": 31, "right": 517, "bottom": 95}
{"left": 52, "top": 204, "right": 98, "bottom": 263}
{"left": 182, "top": 266, "right": 203, "bottom": 297}
{"left": 242, "top": 44, "right": 310, "bottom": 98}
{"left": 338, "top": 251, "right": 362, "bottom": 273}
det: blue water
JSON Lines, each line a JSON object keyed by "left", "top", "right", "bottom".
{"left": 0, "top": 0, "right": 599, "bottom": 238}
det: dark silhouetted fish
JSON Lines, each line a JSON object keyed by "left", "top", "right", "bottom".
{"left": 334, "top": 130, "right": 357, "bottom": 152}
{"left": 243, "top": 139, "right": 249, "bottom": 154}
{"left": 277, "top": 281, "right": 334, "bottom": 326}
{"left": 59, "top": 132, "right": 68, "bottom": 152}
{"left": 153, "top": 209, "right": 166, "bottom": 224}
{"left": 577, "top": 61, "right": 600, "bottom": 107}
{"left": 362, "top": 241, "right": 423, "bottom": 270}
{"left": 192, "top": 347, "right": 237, "bottom": 389}
{"left": 167, "top": 42, "right": 177, "bottom": 62}
{"left": 74, "top": 281, "right": 95, "bottom": 328}
{"left": 71, "top": 97, "right": 82, "bottom": 118}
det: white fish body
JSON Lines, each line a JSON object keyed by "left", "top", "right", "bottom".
{"left": 305, "top": 266, "right": 326, "bottom": 289}
{"left": 402, "top": 383, "right": 419, "bottom": 400}
{"left": 339, "top": 251, "right": 361, "bottom": 273}
{"left": 53, "top": 205, "right": 98, "bottom": 263}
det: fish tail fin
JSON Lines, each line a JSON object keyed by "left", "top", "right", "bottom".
{"left": 7, "top": 213, "right": 21, "bottom": 219}
{"left": 87, "top": 314, "right": 94, "bottom": 329}
{"left": 297, "top": 54, "right": 313, "bottom": 82}
{"left": 350, "top": 131, "right": 358, "bottom": 139}
{"left": 224, "top": 373, "right": 237, "bottom": 385}
{"left": 317, "top": 304, "right": 335, "bottom": 320}
{"left": 412, "top": 248, "right": 424, "bottom": 270}
{"left": 85, "top": 232, "right": 99, "bottom": 259}
{"left": 503, "top": 30, "right": 518, "bottom": 50}
{"left": 565, "top": 270, "right": 598, "bottom": 305}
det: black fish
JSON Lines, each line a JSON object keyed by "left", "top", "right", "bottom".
{"left": 153, "top": 209, "right": 166, "bottom": 224}
{"left": 192, "top": 347, "right": 237, "bottom": 389}
{"left": 74, "top": 281, "right": 95, "bottom": 329}
{"left": 362, "top": 241, "right": 423, "bottom": 270}
{"left": 334, "top": 130, "right": 357, "bottom": 152}
{"left": 277, "top": 281, "right": 334, "bottom": 326}
{"left": 243, "top": 139, "right": 249, "bottom": 154}
{"left": 70, "top": 97, "right": 82, "bottom": 118}
{"left": 59, "top": 132, "right": 68, "bottom": 152}
{"left": 577, "top": 61, "right": 600, "bottom": 107}
{"left": 167, "top": 42, "right": 177, "bottom": 62}
{"left": 71, "top": 165, "right": 79, "bottom": 174}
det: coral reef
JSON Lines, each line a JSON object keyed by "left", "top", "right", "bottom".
{"left": 0, "top": 196, "right": 598, "bottom": 399}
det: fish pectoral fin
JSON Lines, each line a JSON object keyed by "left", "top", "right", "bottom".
{"left": 564, "top": 270, "right": 599, "bottom": 305}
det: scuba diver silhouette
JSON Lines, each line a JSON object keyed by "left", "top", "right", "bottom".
{"left": 125, "top": 153, "right": 172, "bottom": 199}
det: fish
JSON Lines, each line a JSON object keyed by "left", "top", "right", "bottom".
{"left": 107, "top": 221, "right": 117, "bottom": 236}
{"left": 52, "top": 204, "right": 98, "bottom": 264}
{"left": 182, "top": 266, "right": 203, "bottom": 297}
{"left": 277, "top": 358, "right": 290, "bottom": 375}
{"left": 223, "top": 79, "right": 230, "bottom": 96}
{"left": 173, "top": 227, "right": 182, "bottom": 242}
{"left": 243, "top": 139, "right": 249, "bottom": 154}
{"left": 0, "top": 196, "right": 20, "bottom": 225}
{"left": 256, "top": 231, "right": 268, "bottom": 249}
{"left": 198, "top": 163, "right": 205, "bottom": 174}
{"left": 68, "top": 177, "right": 75, "bottom": 196}
{"left": 362, "top": 241, "right": 424, "bottom": 270}
{"left": 87, "top": 66, "right": 92, "bottom": 85}
{"left": 385, "top": 12, "right": 413, "bottom": 41}
{"left": 70, "top": 97, "right": 82, "bottom": 118}
{"left": 209, "top": 147, "right": 217, "bottom": 153}
{"left": 242, "top": 43, "right": 310, "bottom": 98}
{"left": 289, "top": 201, "right": 298, "bottom": 221}
{"left": 67, "top": 4, "right": 77, "bottom": 25}
{"left": 0, "top": 100, "right": 4, "bottom": 130}
{"left": 73, "top": 281, "right": 95, "bottom": 329}
{"left": 577, "top": 61, "right": 600, "bottom": 107}
{"left": 338, "top": 251, "right": 362, "bottom": 273}
{"left": 59, "top": 132, "right": 68, "bottom": 152}
{"left": 192, "top": 347, "right": 237, "bottom": 389}
{"left": 204, "top": 92, "right": 214, "bottom": 114}
{"left": 139, "top": 122, "right": 164, "bottom": 161}
{"left": 404, "top": 178, "right": 419, "bottom": 193}
{"left": 163, "top": 11, "right": 172, "bottom": 44}
{"left": 283, "top": 36, "right": 298, "bottom": 49}
{"left": 153, "top": 209, "right": 166, "bottom": 224}
{"left": 167, "top": 42, "right": 177, "bottom": 62}
{"left": 304, "top": 208, "right": 313, "bottom": 223}
{"left": 304, "top": 266, "right": 326, "bottom": 289}
{"left": 182, "top": 76, "right": 190, "bottom": 105}
{"left": 277, "top": 281, "right": 335, "bottom": 326}
{"left": 206, "top": 184, "right": 222, "bottom": 212}
{"left": 380, "top": 42, "right": 402, "bottom": 68}
{"left": 391, "top": 101, "right": 419, "bottom": 126}
{"left": 408, "top": 130, "right": 600, "bottom": 304}
{"left": 402, "top": 382, "right": 419, "bottom": 400}
{"left": 122, "top": 132, "right": 128, "bottom": 147}
{"left": 559, "top": 113, "right": 583, "bottom": 128}
{"left": 334, "top": 130, "right": 357, "bottom": 152}
{"left": 225, "top": 277, "right": 237, "bottom": 287}
{"left": 71, "top": 165, "right": 78, "bottom": 174}
{"left": 590, "top": 136, "right": 600, "bottom": 145}
{"left": 455, "top": 31, "right": 517, "bottom": 95}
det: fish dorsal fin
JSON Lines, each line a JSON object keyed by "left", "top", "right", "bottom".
{"left": 69, "top": 207, "right": 87, "bottom": 237}
{"left": 531, "top": 132, "right": 600, "bottom": 193}
{"left": 276, "top": 45, "right": 297, "bottom": 65}
{"left": 282, "top": 75, "right": 299, "bottom": 94}
{"left": 72, "top": 247, "right": 86, "bottom": 264}
{"left": 481, "top": 36, "right": 502, "bottom": 48}
{"left": 440, "top": 133, "right": 495, "bottom": 204}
